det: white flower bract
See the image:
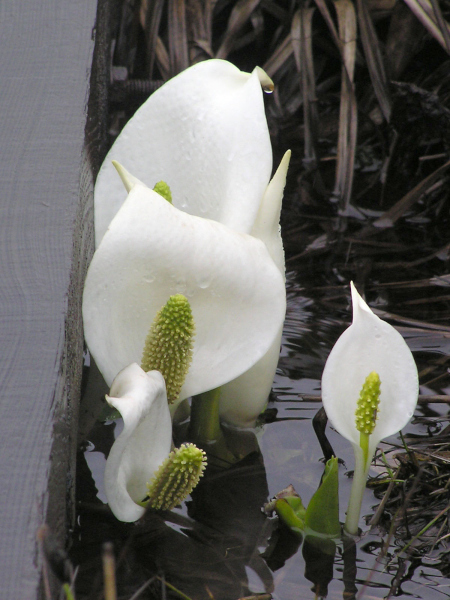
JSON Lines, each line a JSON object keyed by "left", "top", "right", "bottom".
{"left": 84, "top": 59, "right": 290, "bottom": 427}
{"left": 322, "top": 282, "right": 419, "bottom": 460}
{"left": 94, "top": 59, "right": 273, "bottom": 245}
{"left": 83, "top": 178, "right": 286, "bottom": 412}
{"left": 103, "top": 364, "right": 172, "bottom": 522}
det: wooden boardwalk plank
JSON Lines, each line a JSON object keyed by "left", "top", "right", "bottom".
{"left": 0, "top": 0, "right": 106, "bottom": 596}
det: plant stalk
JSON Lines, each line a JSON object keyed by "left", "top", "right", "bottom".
{"left": 344, "top": 444, "right": 371, "bottom": 535}
{"left": 189, "top": 388, "right": 222, "bottom": 444}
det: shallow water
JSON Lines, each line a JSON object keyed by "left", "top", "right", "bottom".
{"left": 73, "top": 260, "right": 450, "bottom": 599}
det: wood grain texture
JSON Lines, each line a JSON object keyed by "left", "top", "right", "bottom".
{"left": 0, "top": 0, "right": 106, "bottom": 596}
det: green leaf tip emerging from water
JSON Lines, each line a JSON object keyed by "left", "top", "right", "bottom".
{"left": 304, "top": 456, "right": 340, "bottom": 538}
{"left": 141, "top": 294, "right": 195, "bottom": 404}
{"left": 145, "top": 443, "right": 207, "bottom": 510}
{"left": 63, "top": 584, "right": 75, "bottom": 600}
{"left": 273, "top": 458, "right": 340, "bottom": 540}
{"left": 275, "top": 495, "right": 306, "bottom": 537}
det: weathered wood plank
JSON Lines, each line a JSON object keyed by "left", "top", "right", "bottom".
{"left": 0, "top": 0, "right": 107, "bottom": 596}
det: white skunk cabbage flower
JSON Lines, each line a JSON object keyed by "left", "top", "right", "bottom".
{"left": 104, "top": 363, "right": 206, "bottom": 522}
{"left": 88, "top": 59, "right": 290, "bottom": 427}
{"left": 94, "top": 59, "right": 274, "bottom": 245}
{"left": 83, "top": 169, "right": 286, "bottom": 418}
{"left": 321, "top": 282, "right": 419, "bottom": 534}
{"left": 89, "top": 59, "right": 290, "bottom": 426}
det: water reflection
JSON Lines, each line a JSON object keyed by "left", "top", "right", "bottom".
{"left": 72, "top": 272, "right": 450, "bottom": 600}
{"left": 75, "top": 429, "right": 275, "bottom": 599}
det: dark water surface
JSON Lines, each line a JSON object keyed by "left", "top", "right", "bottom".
{"left": 72, "top": 257, "right": 450, "bottom": 599}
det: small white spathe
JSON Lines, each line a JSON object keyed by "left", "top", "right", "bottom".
{"left": 321, "top": 282, "right": 419, "bottom": 461}
{"left": 321, "top": 282, "right": 419, "bottom": 534}
{"left": 104, "top": 363, "right": 172, "bottom": 522}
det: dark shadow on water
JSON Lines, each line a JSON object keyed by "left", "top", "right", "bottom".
{"left": 73, "top": 447, "right": 275, "bottom": 599}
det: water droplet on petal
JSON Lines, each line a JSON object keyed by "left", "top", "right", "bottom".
{"left": 196, "top": 273, "right": 212, "bottom": 289}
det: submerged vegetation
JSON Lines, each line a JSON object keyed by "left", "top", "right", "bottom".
{"left": 40, "top": 1, "right": 450, "bottom": 598}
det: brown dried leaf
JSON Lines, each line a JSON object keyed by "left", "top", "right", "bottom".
{"left": 385, "top": 1, "right": 425, "bottom": 79}
{"left": 291, "top": 8, "right": 302, "bottom": 72}
{"left": 333, "top": 0, "right": 358, "bottom": 209}
{"left": 356, "top": 0, "right": 391, "bottom": 121}
{"left": 293, "top": 7, "right": 320, "bottom": 166}
{"left": 403, "top": 0, "right": 450, "bottom": 53}
{"left": 141, "top": 0, "right": 166, "bottom": 79}
{"left": 262, "top": 32, "right": 293, "bottom": 78}
{"left": 429, "top": 0, "right": 450, "bottom": 53}
{"left": 186, "top": 0, "right": 216, "bottom": 64}
{"left": 215, "top": 0, "right": 262, "bottom": 59}
{"left": 168, "top": 0, "right": 189, "bottom": 76}
{"left": 155, "top": 36, "right": 171, "bottom": 81}
{"left": 373, "top": 159, "right": 450, "bottom": 228}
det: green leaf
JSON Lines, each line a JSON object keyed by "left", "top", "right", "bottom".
{"left": 304, "top": 457, "right": 340, "bottom": 538}
{"left": 275, "top": 495, "right": 306, "bottom": 536}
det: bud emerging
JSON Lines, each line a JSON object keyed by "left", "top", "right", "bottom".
{"left": 355, "top": 371, "right": 381, "bottom": 435}
{"left": 153, "top": 180, "right": 172, "bottom": 203}
{"left": 146, "top": 443, "right": 207, "bottom": 510}
{"left": 141, "top": 294, "right": 195, "bottom": 403}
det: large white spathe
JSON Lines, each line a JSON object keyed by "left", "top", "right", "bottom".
{"left": 94, "top": 59, "right": 273, "bottom": 246}
{"left": 83, "top": 176, "right": 286, "bottom": 407}
{"left": 322, "top": 282, "right": 419, "bottom": 460}
{"left": 104, "top": 363, "right": 172, "bottom": 522}
{"left": 90, "top": 59, "right": 290, "bottom": 427}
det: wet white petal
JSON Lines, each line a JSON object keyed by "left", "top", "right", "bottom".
{"left": 218, "top": 325, "right": 283, "bottom": 428}
{"left": 321, "top": 282, "right": 419, "bottom": 457}
{"left": 94, "top": 59, "right": 272, "bottom": 246}
{"left": 104, "top": 364, "right": 172, "bottom": 522}
{"left": 218, "top": 152, "right": 291, "bottom": 427}
{"left": 251, "top": 150, "right": 291, "bottom": 274}
{"left": 83, "top": 181, "right": 286, "bottom": 406}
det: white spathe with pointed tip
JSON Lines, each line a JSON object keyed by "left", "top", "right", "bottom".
{"left": 83, "top": 177, "right": 286, "bottom": 409}
{"left": 218, "top": 151, "right": 291, "bottom": 426}
{"left": 88, "top": 59, "right": 291, "bottom": 427}
{"left": 94, "top": 59, "right": 273, "bottom": 245}
{"left": 104, "top": 363, "right": 172, "bottom": 522}
{"left": 321, "top": 282, "right": 419, "bottom": 459}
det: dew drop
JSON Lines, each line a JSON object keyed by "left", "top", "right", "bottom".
{"left": 196, "top": 273, "right": 212, "bottom": 289}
